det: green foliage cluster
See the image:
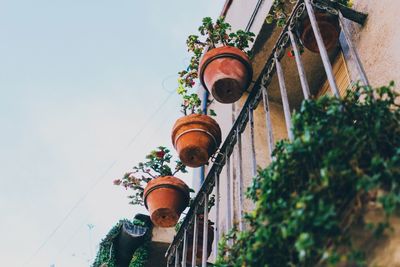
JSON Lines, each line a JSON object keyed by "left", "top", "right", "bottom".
{"left": 266, "top": 0, "right": 350, "bottom": 27}
{"left": 92, "top": 218, "right": 150, "bottom": 267}
{"left": 216, "top": 82, "right": 400, "bottom": 267}
{"left": 113, "top": 146, "right": 187, "bottom": 206}
{"left": 178, "top": 16, "right": 254, "bottom": 116}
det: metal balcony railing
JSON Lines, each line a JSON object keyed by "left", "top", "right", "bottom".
{"left": 166, "top": 0, "right": 368, "bottom": 266}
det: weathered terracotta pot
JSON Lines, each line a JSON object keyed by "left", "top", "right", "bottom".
{"left": 300, "top": 11, "right": 340, "bottom": 53}
{"left": 172, "top": 114, "right": 222, "bottom": 168}
{"left": 143, "top": 176, "right": 190, "bottom": 227}
{"left": 183, "top": 215, "right": 214, "bottom": 266}
{"left": 199, "top": 46, "right": 253, "bottom": 104}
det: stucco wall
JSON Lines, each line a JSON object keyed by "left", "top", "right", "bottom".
{"left": 349, "top": 0, "right": 400, "bottom": 90}
{"left": 204, "top": 0, "right": 400, "bottom": 264}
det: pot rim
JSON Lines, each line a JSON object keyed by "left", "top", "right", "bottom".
{"left": 171, "top": 114, "right": 222, "bottom": 148}
{"left": 199, "top": 46, "right": 253, "bottom": 93}
{"left": 143, "top": 176, "right": 190, "bottom": 209}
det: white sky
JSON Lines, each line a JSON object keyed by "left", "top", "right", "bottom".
{"left": 0, "top": 1, "right": 224, "bottom": 266}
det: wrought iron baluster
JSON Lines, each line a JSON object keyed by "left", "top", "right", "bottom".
{"left": 249, "top": 108, "right": 257, "bottom": 177}
{"left": 202, "top": 193, "right": 209, "bottom": 267}
{"left": 338, "top": 12, "right": 370, "bottom": 87}
{"left": 214, "top": 172, "right": 220, "bottom": 256}
{"left": 261, "top": 85, "right": 275, "bottom": 160}
{"left": 304, "top": 0, "right": 340, "bottom": 97}
{"left": 288, "top": 29, "right": 311, "bottom": 99}
{"left": 226, "top": 156, "right": 232, "bottom": 233}
{"left": 175, "top": 246, "right": 180, "bottom": 267}
{"left": 236, "top": 130, "right": 244, "bottom": 231}
{"left": 274, "top": 54, "right": 294, "bottom": 141}
{"left": 191, "top": 209, "right": 198, "bottom": 267}
{"left": 181, "top": 229, "right": 188, "bottom": 266}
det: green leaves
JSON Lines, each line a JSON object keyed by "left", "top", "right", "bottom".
{"left": 115, "top": 146, "right": 187, "bottom": 206}
{"left": 216, "top": 82, "right": 400, "bottom": 267}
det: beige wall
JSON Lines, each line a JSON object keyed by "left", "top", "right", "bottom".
{"left": 204, "top": 0, "right": 400, "bottom": 264}
{"left": 349, "top": 0, "right": 400, "bottom": 90}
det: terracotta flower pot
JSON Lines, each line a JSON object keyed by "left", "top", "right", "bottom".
{"left": 183, "top": 215, "right": 214, "bottom": 266}
{"left": 199, "top": 46, "right": 253, "bottom": 104}
{"left": 143, "top": 176, "right": 190, "bottom": 227}
{"left": 172, "top": 114, "right": 222, "bottom": 168}
{"left": 300, "top": 11, "right": 340, "bottom": 53}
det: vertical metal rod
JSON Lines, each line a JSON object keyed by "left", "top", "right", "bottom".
{"left": 274, "top": 55, "right": 294, "bottom": 141}
{"left": 191, "top": 212, "right": 198, "bottom": 267}
{"left": 237, "top": 131, "right": 244, "bottom": 231}
{"left": 288, "top": 30, "right": 311, "bottom": 99}
{"left": 181, "top": 229, "right": 188, "bottom": 266}
{"left": 201, "top": 194, "right": 209, "bottom": 267}
{"left": 249, "top": 108, "right": 257, "bottom": 177}
{"left": 338, "top": 12, "right": 370, "bottom": 87}
{"left": 226, "top": 156, "right": 232, "bottom": 233}
{"left": 214, "top": 172, "right": 220, "bottom": 256}
{"left": 262, "top": 85, "right": 275, "bottom": 160}
{"left": 304, "top": 0, "right": 340, "bottom": 97}
{"left": 175, "top": 246, "right": 180, "bottom": 267}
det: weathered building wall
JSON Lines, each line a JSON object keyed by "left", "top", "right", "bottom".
{"left": 205, "top": 0, "right": 400, "bottom": 264}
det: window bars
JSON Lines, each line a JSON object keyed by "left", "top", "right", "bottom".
{"left": 166, "top": 0, "right": 367, "bottom": 266}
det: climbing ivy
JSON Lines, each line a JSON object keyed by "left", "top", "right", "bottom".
{"left": 216, "top": 82, "right": 400, "bottom": 267}
{"left": 92, "top": 218, "right": 150, "bottom": 267}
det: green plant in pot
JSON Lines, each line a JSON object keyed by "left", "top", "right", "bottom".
{"left": 180, "top": 16, "right": 255, "bottom": 104}
{"left": 171, "top": 81, "right": 222, "bottom": 168}
{"left": 114, "top": 146, "right": 191, "bottom": 227}
{"left": 266, "top": 0, "right": 351, "bottom": 53}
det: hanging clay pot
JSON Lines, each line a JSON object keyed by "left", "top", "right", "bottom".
{"left": 171, "top": 114, "right": 222, "bottom": 168}
{"left": 199, "top": 46, "right": 253, "bottom": 104}
{"left": 183, "top": 215, "right": 214, "bottom": 266}
{"left": 143, "top": 176, "right": 190, "bottom": 227}
{"left": 300, "top": 11, "right": 340, "bottom": 53}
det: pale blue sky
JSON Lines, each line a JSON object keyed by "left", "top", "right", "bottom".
{"left": 0, "top": 1, "right": 224, "bottom": 266}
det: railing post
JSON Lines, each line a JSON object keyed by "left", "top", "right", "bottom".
{"left": 338, "top": 11, "right": 370, "bottom": 87}
{"left": 201, "top": 193, "right": 209, "bottom": 267}
{"left": 274, "top": 54, "right": 294, "bottom": 141}
{"left": 304, "top": 0, "right": 340, "bottom": 97}
{"left": 288, "top": 29, "right": 311, "bottom": 99}
{"left": 191, "top": 210, "right": 198, "bottom": 267}
{"left": 175, "top": 246, "right": 180, "bottom": 267}
{"left": 226, "top": 156, "right": 232, "bottom": 234}
{"left": 236, "top": 131, "right": 244, "bottom": 231}
{"left": 181, "top": 229, "right": 188, "bottom": 266}
{"left": 261, "top": 84, "right": 275, "bottom": 160}
{"left": 249, "top": 108, "right": 258, "bottom": 177}
{"left": 214, "top": 172, "right": 220, "bottom": 257}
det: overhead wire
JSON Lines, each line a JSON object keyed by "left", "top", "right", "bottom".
{"left": 22, "top": 87, "right": 176, "bottom": 266}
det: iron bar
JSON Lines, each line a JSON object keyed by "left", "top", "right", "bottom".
{"left": 214, "top": 172, "right": 220, "bottom": 257}
{"left": 181, "top": 229, "right": 188, "bottom": 266}
{"left": 191, "top": 211, "right": 198, "bottom": 267}
{"left": 304, "top": 0, "right": 340, "bottom": 97}
{"left": 274, "top": 54, "right": 294, "bottom": 141}
{"left": 288, "top": 29, "right": 311, "bottom": 99}
{"left": 226, "top": 156, "right": 232, "bottom": 233}
{"left": 249, "top": 108, "right": 258, "bottom": 177}
{"left": 202, "top": 193, "right": 209, "bottom": 267}
{"left": 237, "top": 131, "right": 244, "bottom": 231}
{"left": 175, "top": 246, "right": 180, "bottom": 267}
{"left": 261, "top": 85, "right": 275, "bottom": 160}
{"left": 338, "top": 12, "right": 370, "bottom": 86}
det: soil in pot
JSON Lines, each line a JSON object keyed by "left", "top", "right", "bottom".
{"left": 172, "top": 114, "right": 222, "bottom": 168}
{"left": 300, "top": 11, "right": 340, "bottom": 53}
{"left": 199, "top": 46, "right": 252, "bottom": 104}
{"left": 143, "top": 176, "right": 190, "bottom": 227}
{"left": 182, "top": 215, "right": 214, "bottom": 266}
